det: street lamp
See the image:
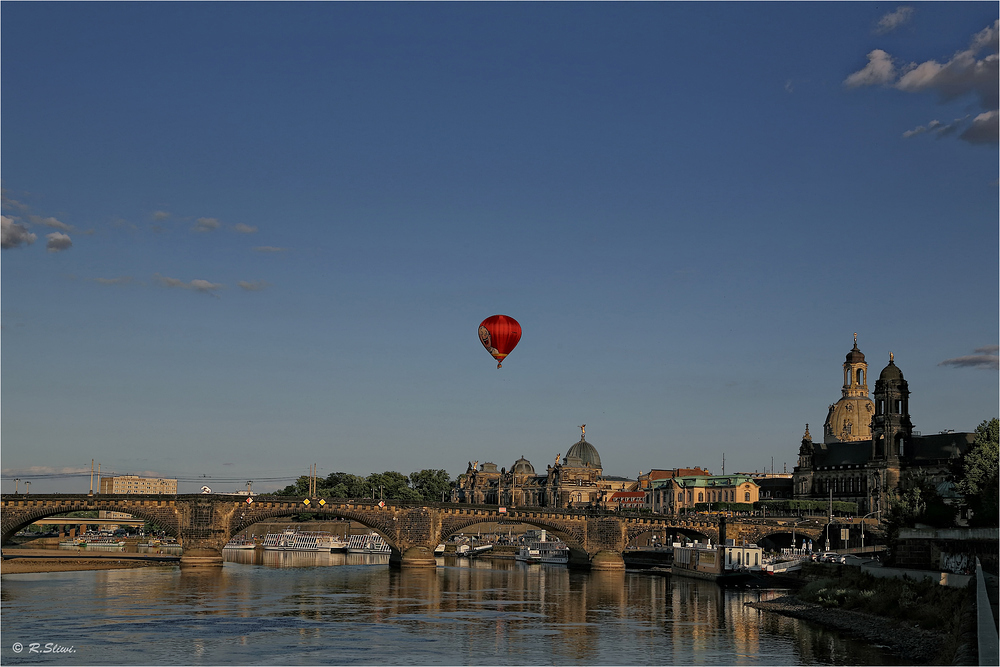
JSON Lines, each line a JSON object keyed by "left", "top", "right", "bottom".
{"left": 14, "top": 478, "right": 20, "bottom": 494}
{"left": 25, "top": 481, "right": 30, "bottom": 496}
{"left": 860, "top": 511, "right": 879, "bottom": 557}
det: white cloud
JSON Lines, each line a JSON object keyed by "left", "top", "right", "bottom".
{"left": 94, "top": 276, "right": 134, "bottom": 285}
{"left": 1, "top": 215, "right": 37, "bottom": 249}
{"left": 845, "top": 21, "right": 999, "bottom": 145}
{"left": 233, "top": 223, "right": 258, "bottom": 234}
{"left": 155, "top": 274, "right": 224, "bottom": 296}
{"left": 46, "top": 232, "right": 73, "bottom": 252}
{"left": 844, "top": 49, "right": 897, "bottom": 87}
{"left": 152, "top": 210, "right": 171, "bottom": 221}
{"left": 193, "top": 217, "right": 221, "bottom": 232}
{"left": 875, "top": 7, "right": 914, "bottom": 35}
{"left": 238, "top": 280, "right": 269, "bottom": 291}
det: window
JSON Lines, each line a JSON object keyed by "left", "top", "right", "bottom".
{"left": 677, "top": 492, "right": 683, "bottom": 502}
{"left": 698, "top": 492, "right": 703, "bottom": 502}
{"left": 744, "top": 492, "right": 751, "bottom": 502}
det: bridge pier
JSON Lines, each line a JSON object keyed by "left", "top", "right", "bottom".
{"left": 590, "top": 550, "right": 625, "bottom": 571}
{"left": 390, "top": 546, "right": 438, "bottom": 569}
{"left": 179, "top": 546, "right": 224, "bottom": 568}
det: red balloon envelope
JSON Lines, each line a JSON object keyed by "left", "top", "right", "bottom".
{"left": 478, "top": 315, "right": 521, "bottom": 369}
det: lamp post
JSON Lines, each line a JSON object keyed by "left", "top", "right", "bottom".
{"left": 14, "top": 478, "right": 19, "bottom": 494}
{"left": 860, "top": 511, "right": 879, "bottom": 557}
{"left": 25, "top": 481, "right": 30, "bottom": 496}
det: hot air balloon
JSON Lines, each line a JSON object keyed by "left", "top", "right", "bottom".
{"left": 478, "top": 315, "right": 521, "bottom": 369}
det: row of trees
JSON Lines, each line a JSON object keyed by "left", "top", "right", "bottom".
{"left": 887, "top": 417, "right": 999, "bottom": 533}
{"left": 270, "top": 470, "right": 454, "bottom": 504}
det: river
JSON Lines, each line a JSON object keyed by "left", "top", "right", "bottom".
{"left": 1, "top": 552, "right": 903, "bottom": 665}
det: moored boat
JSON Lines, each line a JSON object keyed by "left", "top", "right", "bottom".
{"left": 347, "top": 532, "right": 391, "bottom": 554}
{"left": 223, "top": 536, "right": 257, "bottom": 550}
{"left": 262, "top": 528, "right": 347, "bottom": 552}
{"left": 517, "top": 530, "right": 568, "bottom": 564}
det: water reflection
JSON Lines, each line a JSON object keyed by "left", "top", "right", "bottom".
{"left": 1, "top": 557, "right": 903, "bottom": 665}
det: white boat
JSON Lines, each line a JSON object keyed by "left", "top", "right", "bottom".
{"left": 59, "top": 538, "right": 85, "bottom": 547}
{"left": 347, "top": 532, "right": 391, "bottom": 554}
{"left": 83, "top": 537, "right": 126, "bottom": 547}
{"left": 434, "top": 543, "right": 446, "bottom": 555}
{"left": 519, "top": 530, "right": 569, "bottom": 564}
{"left": 223, "top": 536, "right": 257, "bottom": 550}
{"left": 262, "top": 529, "right": 347, "bottom": 552}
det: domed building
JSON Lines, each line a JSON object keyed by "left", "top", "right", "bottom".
{"left": 794, "top": 339, "right": 975, "bottom": 516}
{"left": 452, "top": 426, "right": 619, "bottom": 509}
{"left": 822, "top": 334, "right": 875, "bottom": 444}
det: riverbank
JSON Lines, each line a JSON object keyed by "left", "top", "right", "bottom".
{"left": 2, "top": 549, "right": 179, "bottom": 575}
{"left": 746, "top": 563, "right": 978, "bottom": 665}
{"left": 746, "top": 595, "right": 946, "bottom": 664}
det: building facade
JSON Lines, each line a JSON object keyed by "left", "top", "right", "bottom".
{"left": 651, "top": 474, "right": 760, "bottom": 515}
{"left": 793, "top": 339, "right": 975, "bottom": 516}
{"left": 452, "top": 427, "right": 625, "bottom": 510}
{"left": 99, "top": 475, "right": 178, "bottom": 521}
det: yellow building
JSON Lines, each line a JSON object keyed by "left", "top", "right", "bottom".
{"left": 652, "top": 474, "right": 760, "bottom": 515}
{"left": 99, "top": 475, "right": 177, "bottom": 521}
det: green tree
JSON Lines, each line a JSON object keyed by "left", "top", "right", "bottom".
{"left": 366, "top": 471, "right": 420, "bottom": 501}
{"left": 955, "top": 418, "right": 999, "bottom": 527}
{"left": 409, "top": 469, "right": 453, "bottom": 502}
{"left": 323, "top": 472, "right": 368, "bottom": 499}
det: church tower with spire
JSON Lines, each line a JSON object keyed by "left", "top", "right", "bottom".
{"left": 823, "top": 334, "right": 875, "bottom": 444}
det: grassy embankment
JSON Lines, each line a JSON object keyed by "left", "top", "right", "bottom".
{"left": 796, "top": 563, "right": 977, "bottom": 664}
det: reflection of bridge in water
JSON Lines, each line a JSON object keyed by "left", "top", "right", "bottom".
{"left": 1, "top": 494, "right": 845, "bottom": 568}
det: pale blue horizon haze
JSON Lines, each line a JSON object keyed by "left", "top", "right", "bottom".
{"left": 2, "top": 2, "right": 997, "bottom": 494}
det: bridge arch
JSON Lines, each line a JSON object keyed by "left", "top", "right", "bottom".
{"left": 1, "top": 498, "right": 180, "bottom": 544}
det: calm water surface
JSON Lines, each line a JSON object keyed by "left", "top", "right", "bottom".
{"left": 1, "top": 553, "right": 900, "bottom": 665}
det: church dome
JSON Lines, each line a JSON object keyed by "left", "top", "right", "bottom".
{"left": 846, "top": 342, "right": 865, "bottom": 364}
{"left": 566, "top": 438, "right": 602, "bottom": 469}
{"left": 879, "top": 358, "right": 904, "bottom": 381}
{"left": 512, "top": 456, "right": 535, "bottom": 475}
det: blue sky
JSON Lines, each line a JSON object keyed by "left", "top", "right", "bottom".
{"left": 3, "top": 2, "right": 997, "bottom": 494}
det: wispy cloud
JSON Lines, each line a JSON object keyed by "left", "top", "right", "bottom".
{"left": 154, "top": 274, "right": 224, "bottom": 296}
{"left": 939, "top": 345, "right": 999, "bottom": 370}
{"left": 46, "top": 232, "right": 73, "bottom": 252}
{"left": 1, "top": 186, "right": 30, "bottom": 212}
{"left": 845, "top": 20, "right": 999, "bottom": 145}
{"left": 152, "top": 210, "right": 171, "bottom": 221}
{"left": 233, "top": 223, "right": 258, "bottom": 234}
{"left": 193, "top": 217, "right": 221, "bottom": 233}
{"left": 1, "top": 215, "right": 37, "bottom": 249}
{"left": 875, "top": 7, "right": 914, "bottom": 35}
{"left": 254, "top": 246, "right": 288, "bottom": 253}
{"left": 238, "top": 280, "right": 269, "bottom": 291}
{"left": 29, "top": 215, "right": 73, "bottom": 232}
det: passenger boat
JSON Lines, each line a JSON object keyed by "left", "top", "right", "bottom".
{"left": 347, "top": 532, "right": 391, "bottom": 554}
{"left": 517, "top": 530, "right": 569, "bottom": 564}
{"left": 262, "top": 528, "right": 347, "bottom": 552}
{"left": 223, "top": 536, "right": 257, "bottom": 550}
{"left": 83, "top": 537, "right": 126, "bottom": 547}
{"left": 59, "top": 537, "right": 86, "bottom": 547}
{"left": 515, "top": 545, "right": 542, "bottom": 562}
{"left": 434, "top": 543, "right": 446, "bottom": 555}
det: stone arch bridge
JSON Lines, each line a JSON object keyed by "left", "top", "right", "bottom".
{"left": 1, "top": 494, "right": 831, "bottom": 569}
